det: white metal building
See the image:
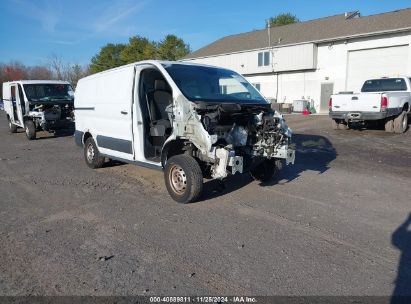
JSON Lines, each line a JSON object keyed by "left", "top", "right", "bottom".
{"left": 182, "top": 9, "right": 411, "bottom": 113}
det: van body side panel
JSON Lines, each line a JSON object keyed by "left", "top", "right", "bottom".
{"left": 75, "top": 66, "right": 135, "bottom": 160}
{"left": 3, "top": 82, "right": 24, "bottom": 127}
{"left": 96, "top": 135, "right": 133, "bottom": 154}
{"left": 2, "top": 83, "right": 12, "bottom": 120}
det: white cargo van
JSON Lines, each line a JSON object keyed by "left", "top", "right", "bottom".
{"left": 3, "top": 80, "right": 74, "bottom": 139}
{"left": 75, "top": 61, "right": 295, "bottom": 203}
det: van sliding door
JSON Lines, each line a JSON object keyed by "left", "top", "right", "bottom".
{"left": 93, "top": 66, "right": 135, "bottom": 161}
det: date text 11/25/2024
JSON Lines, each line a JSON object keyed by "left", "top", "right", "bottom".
{"left": 149, "top": 296, "right": 257, "bottom": 303}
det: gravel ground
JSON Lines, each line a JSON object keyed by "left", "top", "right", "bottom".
{"left": 0, "top": 113, "right": 410, "bottom": 297}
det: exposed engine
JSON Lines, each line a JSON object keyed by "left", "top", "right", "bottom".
{"left": 195, "top": 103, "right": 291, "bottom": 156}
{"left": 28, "top": 104, "right": 73, "bottom": 131}
{"left": 43, "top": 105, "right": 62, "bottom": 121}
{"left": 194, "top": 102, "right": 294, "bottom": 179}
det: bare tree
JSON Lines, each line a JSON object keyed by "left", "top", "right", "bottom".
{"left": 29, "top": 66, "right": 53, "bottom": 80}
{"left": 47, "top": 55, "right": 90, "bottom": 87}
{"left": 48, "top": 54, "right": 69, "bottom": 80}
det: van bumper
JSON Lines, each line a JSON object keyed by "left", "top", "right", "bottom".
{"left": 329, "top": 111, "right": 387, "bottom": 122}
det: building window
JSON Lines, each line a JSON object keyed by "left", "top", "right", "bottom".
{"left": 253, "top": 83, "right": 261, "bottom": 91}
{"left": 258, "top": 51, "right": 270, "bottom": 67}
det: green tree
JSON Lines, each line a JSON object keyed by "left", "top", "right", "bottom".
{"left": 267, "top": 13, "right": 299, "bottom": 27}
{"left": 120, "top": 36, "right": 156, "bottom": 63}
{"left": 157, "top": 35, "right": 190, "bottom": 61}
{"left": 89, "top": 43, "right": 126, "bottom": 74}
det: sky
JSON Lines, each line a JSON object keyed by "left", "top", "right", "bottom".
{"left": 1, "top": 0, "right": 411, "bottom": 66}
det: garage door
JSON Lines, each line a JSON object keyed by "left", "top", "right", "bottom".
{"left": 346, "top": 45, "right": 409, "bottom": 92}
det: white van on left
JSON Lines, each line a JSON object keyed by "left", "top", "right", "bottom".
{"left": 2, "top": 80, "right": 74, "bottom": 140}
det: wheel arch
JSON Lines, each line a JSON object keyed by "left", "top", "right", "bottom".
{"left": 82, "top": 131, "right": 93, "bottom": 145}
{"left": 402, "top": 102, "right": 409, "bottom": 112}
{"left": 161, "top": 138, "right": 187, "bottom": 168}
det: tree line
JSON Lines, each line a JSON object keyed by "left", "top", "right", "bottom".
{"left": 0, "top": 56, "right": 89, "bottom": 99}
{"left": 89, "top": 34, "right": 190, "bottom": 73}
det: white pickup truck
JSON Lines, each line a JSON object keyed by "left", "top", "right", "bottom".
{"left": 329, "top": 77, "right": 410, "bottom": 133}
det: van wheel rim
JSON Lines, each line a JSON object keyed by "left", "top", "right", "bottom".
{"left": 25, "top": 126, "right": 29, "bottom": 135}
{"left": 86, "top": 144, "right": 95, "bottom": 163}
{"left": 403, "top": 114, "right": 408, "bottom": 130}
{"left": 169, "top": 164, "right": 187, "bottom": 195}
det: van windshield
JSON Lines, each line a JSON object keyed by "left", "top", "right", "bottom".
{"left": 23, "top": 83, "right": 74, "bottom": 102}
{"left": 361, "top": 78, "right": 407, "bottom": 92}
{"left": 163, "top": 63, "right": 268, "bottom": 104}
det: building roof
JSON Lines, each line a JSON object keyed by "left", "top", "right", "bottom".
{"left": 184, "top": 8, "right": 411, "bottom": 59}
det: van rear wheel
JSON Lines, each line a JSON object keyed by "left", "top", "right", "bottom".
{"left": 25, "top": 120, "right": 36, "bottom": 140}
{"left": 164, "top": 155, "right": 203, "bottom": 204}
{"left": 84, "top": 137, "right": 105, "bottom": 169}
{"left": 8, "top": 118, "right": 17, "bottom": 133}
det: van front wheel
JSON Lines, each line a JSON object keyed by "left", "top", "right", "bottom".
{"left": 164, "top": 155, "right": 203, "bottom": 204}
{"left": 25, "top": 120, "right": 36, "bottom": 140}
{"left": 84, "top": 137, "right": 105, "bottom": 169}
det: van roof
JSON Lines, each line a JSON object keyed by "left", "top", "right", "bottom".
{"left": 3, "top": 80, "right": 70, "bottom": 85}
{"left": 80, "top": 60, "right": 225, "bottom": 81}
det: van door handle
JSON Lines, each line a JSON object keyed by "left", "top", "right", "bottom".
{"left": 137, "top": 121, "right": 143, "bottom": 125}
{"left": 121, "top": 111, "right": 128, "bottom": 115}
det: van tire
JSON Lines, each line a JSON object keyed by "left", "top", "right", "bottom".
{"left": 331, "top": 119, "right": 340, "bottom": 130}
{"left": 164, "top": 155, "right": 203, "bottom": 204}
{"left": 84, "top": 137, "right": 105, "bottom": 169}
{"left": 8, "top": 118, "right": 17, "bottom": 133}
{"left": 393, "top": 111, "right": 408, "bottom": 134}
{"left": 250, "top": 159, "right": 281, "bottom": 182}
{"left": 384, "top": 118, "right": 394, "bottom": 133}
{"left": 25, "top": 120, "right": 36, "bottom": 140}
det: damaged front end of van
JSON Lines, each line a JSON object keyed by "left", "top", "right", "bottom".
{"left": 161, "top": 63, "right": 295, "bottom": 185}
{"left": 165, "top": 95, "right": 295, "bottom": 181}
